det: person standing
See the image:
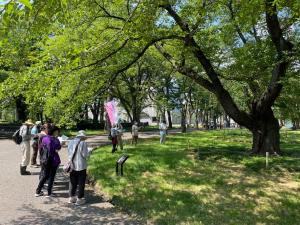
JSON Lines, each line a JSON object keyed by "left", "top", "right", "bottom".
{"left": 19, "top": 119, "right": 34, "bottom": 175}
{"left": 67, "top": 130, "right": 91, "bottom": 206}
{"left": 111, "top": 124, "right": 119, "bottom": 153}
{"left": 35, "top": 125, "right": 61, "bottom": 197}
{"left": 31, "top": 121, "right": 42, "bottom": 167}
{"left": 131, "top": 122, "right": 140, "bottom": 145}
{"left": 116, "top": 120, "right": 124, "bottom": 150}
{"left": 159, "top": 120, "right": 168, "bottom": 144}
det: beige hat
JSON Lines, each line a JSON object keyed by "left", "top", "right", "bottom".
{"left": 24, "top": 119, "right": 34, "bottom": 125}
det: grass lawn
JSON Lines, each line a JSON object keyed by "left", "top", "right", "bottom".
{"left": 61, "top": 129, "right": 106, "bottom": 137}
{"left": 88, "top": 129, "right": 300, "bottom": 225}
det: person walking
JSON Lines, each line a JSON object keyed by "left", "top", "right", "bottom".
{"left": 67, "top": 130, "right": 91, "bottom": 206}
{"left": 116, "top": 120, "right": 124, "bottom": 150}
{"left": 31, "top": 121, "right": 42, "bottom": 167}
{"left": 111, "top": 124, "right": 119, "bottom": 153}
{"left": 35, "top": 125, "right": 61, "bottom": 197}
{"left": 19, "top": 119, "right": 34, "bottom": 175}
{"left": 131, "top": 122, "right": 140, "bottom": 145}
{"left": 159, "top": 120, "right": 168, "bottom": 144}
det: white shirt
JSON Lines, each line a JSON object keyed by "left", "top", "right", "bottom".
{"left": 67, "top": 138, "right": 90, "bottom": 171}
{"left": 132, "top": 125, "right": 139, "bottom": 136}
{"left": 159, "top": 123, "right": 167, "bottom": 131}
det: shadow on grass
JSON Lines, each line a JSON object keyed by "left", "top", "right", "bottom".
{"left": 88, "top": 130, "right": 300, "bottom": 225}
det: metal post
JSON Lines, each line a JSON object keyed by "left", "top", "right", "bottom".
{"left": 116, "top": 162, "right": 119, "bottom": 175}
{"left": 121, "top": 164, "right": 123, "bottom": 176}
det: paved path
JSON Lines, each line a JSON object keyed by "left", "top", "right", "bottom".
{"left": 0, "top": 137, "right": 140, "bottom": 225}
{"left": 0, "top": 129, "right": 187, "bottom": 225}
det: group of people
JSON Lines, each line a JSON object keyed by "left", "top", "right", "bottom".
{"left": 18, "top": 119, "right": 91, "bottom": 206}
{"left": 109, "top": 120, "right": 168, "bottom": 152}
{"left": 18, "top": 118, "right": 168, "bottom": 205}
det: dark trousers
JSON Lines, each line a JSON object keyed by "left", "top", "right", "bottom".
{"left": 69, "top": 170, "right": 87, "bottom": 199}
{"left": 112, "top": 137, "right": 118, "bottom": 153}
{"left": 36, "top": 165, "right": 58, "bottom": 195}
{"left": 31, "top": 142, "right": 38, "bottom": 165}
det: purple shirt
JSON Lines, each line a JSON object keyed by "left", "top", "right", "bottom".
{"left": 42, "top": 135, "right": 61, "bottom": 167}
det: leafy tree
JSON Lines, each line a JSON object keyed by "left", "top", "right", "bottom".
{"left": 1, "top": 0, "right": 299, "bottom": 154}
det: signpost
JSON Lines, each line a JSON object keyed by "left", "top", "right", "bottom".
{"left": 116, "top": 155, "right": 129, "bottom": 176}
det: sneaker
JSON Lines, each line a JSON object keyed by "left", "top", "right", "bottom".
{"left": 35, "top": 191, "right": 44, "bottom": 197}
{"left": 68, "top": 197, "right": 77, "bottom": 204}
{"left": 75, "top": 198, "right": 86, "bottom": 206}
{"left": 45, "top": 193, "right": 55, "bottom": 198}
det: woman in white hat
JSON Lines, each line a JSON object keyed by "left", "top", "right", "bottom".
{"left": 67, "top": 130, "right": 91, "bottom": 205}
{"left": 19, "top": 119, "right": 34, "bottom": 175}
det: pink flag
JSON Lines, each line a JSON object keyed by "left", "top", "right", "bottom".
{"left": 105, "top": 100, "right": 118, "bottom": 125}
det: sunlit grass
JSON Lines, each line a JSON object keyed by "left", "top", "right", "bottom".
{"left": 88, "top": 129, "right": 300, "bottom": 225}
{"left": 61, "top": 129, "right": 106, "bottom": 137}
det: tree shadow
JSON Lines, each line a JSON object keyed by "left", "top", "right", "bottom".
{"left": 8, "top": 203, "right": 139, "bottom": 225}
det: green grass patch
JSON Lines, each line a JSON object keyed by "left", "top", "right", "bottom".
{"left": 88, "top": 129, "right": 300, "bottom": 225}
{"left": 61, "top": 129, "right": 106, "bottom": 137}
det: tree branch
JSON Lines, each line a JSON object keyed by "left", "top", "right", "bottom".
{"left": 160, "top": 4, "right": 253, "bottom": 128}
{"left": 227, "top": 0, "right": 247, "bottom": 44}
{"left": 256, "top": 1, "right": 294, "bottom": 111}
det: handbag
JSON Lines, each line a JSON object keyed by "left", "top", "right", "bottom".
{"left": 63, "top": 140, "right": 81, "bottom": 173}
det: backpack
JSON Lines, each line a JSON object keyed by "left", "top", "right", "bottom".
{"left": 12, "top": 129, "right": 22, "bottom": 145}
{"left": 111, "top": 128, "right": 118, "bottom": 138}
{"left": 40, "top": 145, "right": 51, "bottom": 167}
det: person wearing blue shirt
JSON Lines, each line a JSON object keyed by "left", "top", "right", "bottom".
{"left": 31, "top": 121, "right": 41, "bottom": 167}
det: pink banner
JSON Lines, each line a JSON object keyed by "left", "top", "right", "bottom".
{"left": 105, "top": 100, "right": 118, "bottom": 125}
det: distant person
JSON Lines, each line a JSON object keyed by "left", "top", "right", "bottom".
{"left": 131, "top": 122, "right": 140, "bottom": 145}
{"left": 111, "top": 124, "right": 119, "bottom": 153}
{"left": 159, "top": 120, "right": 167, "bottom": 144}
{"left": 116, "top": 120, "right": 124, "bottom": 150}
{"left": 67, "top": 130, "right": 91, "bottom": 206}
{"left": 35, "top": 125, "right": 61, "bottom": 198}
{"left": 19, "top": 119, "right": 34, "bottom": 175}
{"left": 31, "top": 121, "right": 42, "bottom": 167}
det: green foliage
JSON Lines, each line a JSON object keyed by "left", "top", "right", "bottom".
{"left": 0, "top": 0, "right": 299, "bottom": 127}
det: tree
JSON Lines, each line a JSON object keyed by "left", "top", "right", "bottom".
{"left": 1, "top": 0, "right": 299, "bottom": 154}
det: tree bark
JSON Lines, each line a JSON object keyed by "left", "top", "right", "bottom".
{"left": 181, "top": 105, "right": 187, "bottom": 133}
{"left": 16, "top": 95, "right": 27, "bottom": 122}
{"left": 251, "top": 108, "right": 280, "bottom": 154}
{"left": 100, "top": 101, "right": 105, "bottom": 123}
{"left": 167, "top": 110, "right": 173, "bottom": 128}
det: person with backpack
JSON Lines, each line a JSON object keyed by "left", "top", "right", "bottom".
{"left": 35, "top": 125, "right": 61, "bottom": 197}
{"left": 67, "top": 130, "right": 91, "bottom": 206}
{"left": 111, "top": 124, "right": 119, "bottom": 153}
{"left": 19, "top": 119, "right": 34, "bottom": 175}
{"left": 30, "top": 121, "right": 42, "bottom": 167}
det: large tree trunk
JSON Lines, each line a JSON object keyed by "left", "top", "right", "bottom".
{"left": 16, "top": 95, "right": 27, "bottom": 122}
{"left": 251, "top": 108, "right": 280, "bottom": 154}
{"left": 167, "top": 110, "right": 173, "bottom": 129}
{"left": 181, "top": 106, "right": 187, "bottom": 133}
{"left": 131, "top": 94, "right": 141, "bottom": 123}
{"left": 100, "top": 101, "right": 105, "bottom": 123}
{"left": 195, "top": 108, "right": 199, "bottom": 130}
{"left": 84, "top": 104, "right": 89, "bottom": 120}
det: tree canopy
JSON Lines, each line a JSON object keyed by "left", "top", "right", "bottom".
{"left": 0, "top": 0, "right": 299, "bottom": 153}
